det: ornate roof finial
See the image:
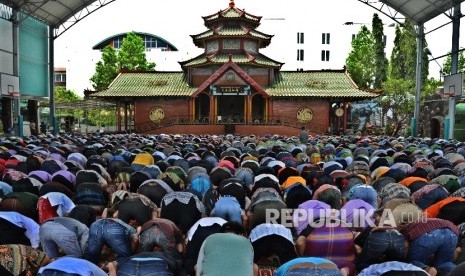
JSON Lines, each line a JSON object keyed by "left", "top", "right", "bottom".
{"left": 229, "top": 0, "right": 235, "bottom": 8}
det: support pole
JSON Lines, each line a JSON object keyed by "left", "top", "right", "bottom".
{"left": 413, "top": 23, "right": 424, "bottom": 137}
{"left": 449, "top": 5, "right": 461, "bottom": 140}
{"left": 343, "top": 102, "right": 347, "bottom": 134}
{"left": 49, "top": 27, "right": 57, "bottom": 135}
{"left": 12, "top": 10, "right": 22, "bottom": 137}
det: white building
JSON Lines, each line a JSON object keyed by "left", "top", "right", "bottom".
{"left": 259, "top": 18, "right": 397, "bottom": 72}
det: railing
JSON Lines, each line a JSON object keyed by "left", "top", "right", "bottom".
{"left": 136, "top": 115, "right": 327, "bottom": 134}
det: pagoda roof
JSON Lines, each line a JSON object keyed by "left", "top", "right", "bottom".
{"left": 266, "top": 70, "right": 381, "bottom": 99}
{"left": 191, "top": 26, "right": 272, "bottom": 47}
{"left": 92, "top": 72, "right": 195, "bottom": 98}
{"left": 193, "top": 59, "right": 269, "bottom": 98}
{"left": 179, "top": 52, "right": 283, "bottom": 68}
{"left": 92, "top": 69, "right": 380, "bottom": 100}
{"left": 202, "top": 1, "right": 261, "bottom": 28}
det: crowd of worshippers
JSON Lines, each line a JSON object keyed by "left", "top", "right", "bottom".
{"left": 3, "top": 133, "right": 465, "bottom": 275}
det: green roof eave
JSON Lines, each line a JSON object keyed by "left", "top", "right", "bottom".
{"left": 191, "top": 28, "right": 272, "bottom": 43}
{"left": 92, "top": 72, "right": 195, "bottom": 97}
{"left": 180, "top": 53, "right": 282, "bottom": 68}
{"left": 266, "top": 71, "right": 380, "bottom": 99}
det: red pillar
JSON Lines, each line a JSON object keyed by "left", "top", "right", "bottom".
{"left": 124, "top": 103, "right": 128, "bottom": 132}
{"left": 268, "top": 98, "right": 273, "bottom": 123}
{"left": 209, "top": 95, "right": 215, "bottom": 124}
{"left": 246, "top": 95, "right": 252, "bottom": 124}
{"left": 116, "top": 101, "right": 121, "bottom": 133}
{"left": 188, "top": 98, "right": 192, "bottom": 122}
{"left": 343, "top": 102, "right": 348, "bottom": 133}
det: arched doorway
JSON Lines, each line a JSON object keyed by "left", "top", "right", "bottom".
{"left": 430, "top": 117, "right": 441, "bottom": 138}
{"left": 217, "top": 95, "right": 244, "bottom": 123}
{"left": 195, "top": 93, "right": 210, "bottom": 123}
{"left": 251, "top": 94, "right": 265, "bottom": 123}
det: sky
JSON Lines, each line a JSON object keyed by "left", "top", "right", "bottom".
{"left": 53, "top": 0, "right": 463, "bottom": 96}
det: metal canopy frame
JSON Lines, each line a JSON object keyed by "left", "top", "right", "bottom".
{"left": 55, "top": 99, "right": 116, "bottom": 110}
{"left": 0, "top": 0, "right": 462, "bottom": 38}
{"left": 358, "top": 0, "right": 463, "bottom": 25}
{"left": 0, "top": 0, "right": 116, "bottom": 38}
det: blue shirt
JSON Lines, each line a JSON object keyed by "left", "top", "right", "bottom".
{"left": 38, "top": 257, "right": 107, "bottom": 276}
{"left": 358, "top": 261, "right": 427, "bottom": 276}
{"left": 0, "top": 211, "right": 40, "bottom": 248}
{"left": 0, "top": 181, "right": 12, "bottom": 196}
{"left": 274, "top": 257, "right": 336, "bottom": 276}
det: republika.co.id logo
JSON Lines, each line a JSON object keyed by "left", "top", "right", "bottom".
{"left": 265, "top": 208, "right": 426, "bottom": 228}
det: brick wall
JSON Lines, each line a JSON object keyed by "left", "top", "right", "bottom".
{"left": 252, "top": 75, "right": 269, "bottom": 87}
{"left": 135, "top": 99, "right": 330, "bottom": 134}
{"left": 135, "top": 100, "right": 189, "bottom": 124}
{"left": 271, "top": 100, "right": 329, "bottom": 128}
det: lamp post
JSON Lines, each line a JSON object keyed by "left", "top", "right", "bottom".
{"left": 425, "top": 47, "right": 445, "bottom": 82}
{"left": 343, "top": 22, "right": 395, "bottom": 27}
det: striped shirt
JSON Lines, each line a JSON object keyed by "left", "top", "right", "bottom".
{"left": 300, "top": 218, "right": 355, "bottom": 273}
{"left": 399, "top": 218, "right": 459, "bottom": 241}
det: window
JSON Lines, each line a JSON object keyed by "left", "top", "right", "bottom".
{"left": 223, "top": 39, "right": 241, "bottom": 49}
{"left": 113, "top": 38, "right": 124, "bottom": 49}
{"left": 297, "top": 32, "right": 304, "bottom": 44}
{"left": 54, "top": 73, "right": 66, "bottom": 82}
{"left": 297, "top": 49, "right": 304, "bottom": 61}
{"left": 383, "top": 35, "right": 387, "bottom": 45}
{"left": 321, "top": 50, "right": 330, "bottom": 61}
{"left": 322, "top": 33, "right": 330, "bottom": 44}
{"left": 143, "top": 36, "right": 157, "bottom": 49}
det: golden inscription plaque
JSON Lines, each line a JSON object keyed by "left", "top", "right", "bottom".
{"left": 149, "top": 107, "right": 165, "bottom": 123}
{"left": 296, "top": 107, "right": 314, "bottom": 123}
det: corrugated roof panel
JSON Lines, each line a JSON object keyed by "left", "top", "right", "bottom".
{"left": 94, "top": 70, "right": 378, "bottom": 100}
{"left": 266, "top": 71, "right": 379, "bottom": 98}
{"left": 93, "top": 72, "right": 196, "bottom": 97}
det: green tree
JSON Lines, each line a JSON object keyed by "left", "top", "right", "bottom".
{"left": 390, "top": 20, "right": 429, "bottom": 82}
{"left": 379, "top": 78, "right": 415, "bottom": 135}
{"left": 346, "top": 25, "right": 375, "bottom": 89}
{"left": 118, "top": 32, "right": 156, "bottom": 71}
{"left": 53, "top": 87, "right": 82, "bottom": 129}
{"left": 90, "top": 45, "right": 119, "bottom": 91}
{"left": 389, "top": 25, "right": 403, "bottom": 79}
{"left": 423, "top": 77, "right": 443, "bottom": 98}
{"left": 379, "top": 19, "right": 433, "bottom": 136}
{"left": 442, "top": 51, "right": 465, "bottom": 75}
{"left": 54, "top": 86, "right": 81, "bottom": 103}
{"left": 372, "top": 13, "right": 389, "bottom": 89}
{"left": 399, "top": 20, "right": 418, "bottom": 80}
